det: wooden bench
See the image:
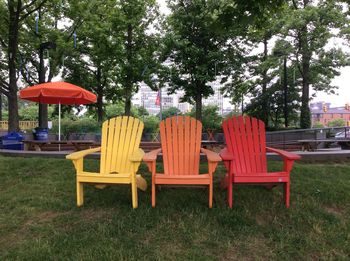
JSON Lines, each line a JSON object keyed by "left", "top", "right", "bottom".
{"left": 23, "top": 140, "right": 96, "bottom": 151}
{"left": 139, "top": 141, "right": 223, "bottom": 152}
{"left": 23, "top": 140, "right": 224, "bottom": 153}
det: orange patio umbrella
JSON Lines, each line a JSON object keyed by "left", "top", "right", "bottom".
{"left": 19, "top": 81, "right": 97, "bottom": 141}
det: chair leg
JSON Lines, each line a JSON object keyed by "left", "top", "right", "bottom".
{"left": 284, "top": 182, "right": 290, "bottom": 208}
{"left": 131, "top": 177, "right": 138, "bottom": 209}
{"left": 76, "top": 181, "right": 84, "bottom": 207}
{"left": 152, "top": 182, "right": 156, "bottom": 208}
{"left": 209, "top": 182, "right": 213, "bottom": 208}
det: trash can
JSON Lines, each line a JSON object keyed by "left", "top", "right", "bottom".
{"left": 33, "top": 127, "right": 48, "bottom": 141}
{"left": 0, "top": 132, "right": 24, "bottom": 150}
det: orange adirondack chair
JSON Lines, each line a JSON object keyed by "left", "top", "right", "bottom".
{"left": 220, "top": 116, "right": 301, "bottom": 208}
{"left": 143, "top": 116, "right": 221, "bottom": 208}
{"left": 66, "top": 116, "right": 147, "bottom": 208}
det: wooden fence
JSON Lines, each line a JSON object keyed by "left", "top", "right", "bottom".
{"left": 0, "top": 121, "right": 38, "bottom": 130}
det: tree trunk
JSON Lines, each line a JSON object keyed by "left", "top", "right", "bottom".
{"left": 195, "top": 89, "right": 202, "bottom": 121}
{"left": 7, "top": 0, "right": 21, "bottom": 132}
{"left": 124, "top": 23, "right": 133, "bottom": 116}
{"left": 283, "top": 56, "right": 288, "bottom": 127}
{"left": 299, "top": 26, "right": 311, "bottom": 129}
{"left": 261, "top": 36, "right": 269, "bottom": 126}
{"left": 38, "top": 45, "right": 48, "bottom": 128}
{"left": 96, "top": 67, "right": 104, "bottom": 122}
{"left": 0, "top": 93, "right": 2, "bottom": 121}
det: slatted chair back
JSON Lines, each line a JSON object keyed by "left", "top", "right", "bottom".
{"left": 222, "top": 116, "right": 267, "bottom": 175}
{"left": 160, "top": 116, "right": 202, "bottom": 176}
{"left": 100, "top": 116, "right": 144, "bottom": 174}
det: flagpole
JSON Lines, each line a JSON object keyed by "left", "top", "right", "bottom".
{"left": 159, "top": 88, "right": 162, "bottom": 121}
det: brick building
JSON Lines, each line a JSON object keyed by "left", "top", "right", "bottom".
{"left": 310, "top": 102, "right": 350, "bottom": 127}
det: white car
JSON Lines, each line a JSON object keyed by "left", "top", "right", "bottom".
{"left": 335, "top": 130, "right": 350, "bottom": 139}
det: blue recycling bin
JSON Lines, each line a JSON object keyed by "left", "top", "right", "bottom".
{"left": 0, "top": 132, "right": 24, "bottom": 150}
{"left": 33, "top": 127, "right": 48, "bottom": 141}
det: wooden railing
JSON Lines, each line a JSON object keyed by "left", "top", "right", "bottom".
{"left": 0, "top": 121, "right": 38, "bottom": 130}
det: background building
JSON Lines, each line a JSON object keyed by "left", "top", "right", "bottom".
{"left": 132, "top": 81, "right": 230, "bottom": 115}
{"left": 310, "top": 102, "right": 350, "bottom": 126}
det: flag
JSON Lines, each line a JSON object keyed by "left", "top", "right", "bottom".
{"left": 155, "top": 90, "right": 160, "bottom": 106}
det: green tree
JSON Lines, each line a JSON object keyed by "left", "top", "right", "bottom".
{"left": 188, "top": 105, "right": 222, "bottom": 131}
{"left": 280, "top": 0, "right": 349, "bottom": 128}
{"left": 328, "top": 118, "right": 346, "bottom": 127}
{"left": 312, "top": 121, "right": 324, "bottom": 128}
{"left": 165, "top": 1, "right": 228, "bottom": 121}
{"left": 158, "top": 106, "right": 181, "bottom": 119}
{"left": 166, "top": 0, "right": 285, "bottom": 121}
{"left": 111, "top": 0, "right": 161, "bottom": 116}
{"left": 63, "top": 0, "right": 118, "bottom": 122}
{"left": 0, "top": 0, "right": 49, "bottom": 131}
{"left": 18, "top": 0, "right": 71, "bottom": 127}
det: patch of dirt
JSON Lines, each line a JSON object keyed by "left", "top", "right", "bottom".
{"left": 221, "top": 236, "right": 273, "bottom": 261}
{"left": 324, "top": 206, "right": 344, "bottom": 217}
{"left": 79, "top": 208, "right": 114, "bottom": 220}
{"left": 0, "top": 211, "right": 65, "bottom": 251}
{"left": 23, "top": 211, "right": 61, "bottom": 226}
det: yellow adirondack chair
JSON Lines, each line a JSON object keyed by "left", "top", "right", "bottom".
{"left": 66, "top": 116, "right": 147, "bottom": 208}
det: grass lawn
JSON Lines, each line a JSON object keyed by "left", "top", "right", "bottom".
{"left": 0, "top": 156, "right": 349, "bottom": 260}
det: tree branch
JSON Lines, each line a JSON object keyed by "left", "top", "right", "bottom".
{"left": 20, "top": 0, "right": 37, "bottom": 12}
{"left": 19, "top": 0, "right": 49, "bottom": 22}
{"left": 0, "top": 86, "right": 9, "bottom": 96}
{"left": 0, "top": 35, "right": 7, "bottom": 48}
{"left": 292, "top": 0, "right": 298, "bottom": 9}
{"left": 0, "top": 77, "right": 9, "bottom": 96}
{"left": 0, "top": 76, "right": 9, "bottom": 89}
{"left": 28, "top": 58, "right": 40, "bottom": 72}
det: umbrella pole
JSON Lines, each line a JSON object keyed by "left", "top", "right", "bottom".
{"left": 59, "top": 102, "right": 61, "bottom": 151}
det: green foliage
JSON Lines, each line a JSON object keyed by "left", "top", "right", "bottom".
{"left": 312, "top": 122, "right": 324, "bottom": 128}
{"left": 105, "top": 103, "right": 125, "bottom": 119}
{"left": 327, "top": 118, "right": 346, "bottom": 127}
{"left": 50, "top": 118, "right": 101, "bottom": 139}
{"left": 18, "top": 105, "right": 55, "bottom": 121}
{"left": 143, "top": 115, "right": 160, "bottom": 133}
{"left": 63, "top": 0, "right": 119, "bottom": 122}
{"left": 165, "top": 1, "right": 240, "bottom": 119}
{"left": 188, "top": 105, "right": 222, "bottom": 131}
{"left": 279, "top": 0, "right": 349, "bottom": 128}
{"left": 110, "top": 0, "right": 161, "bottom": 115}
{"left": 158, "top": 107, "right": 181, "bottom": 119}
{"left": 137, "top": 106, "right": 149, "bottom": 117}
{"left": 105, "top": 103, "right": 140, "bottom": 119}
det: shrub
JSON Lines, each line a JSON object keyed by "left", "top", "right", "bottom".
{"left": 51, "top": 118, "right": 101, "bottom": 139}
{"left": 143, "top": 116, "right": 160, "bottom": 133}
{"left": 188, "top": 105, "right": 223, "bottom": 132}
{"left": 327, "top": 118, "right": 346, "bottom": 127}
{"left": 157, "top": 107, "right": 181, "bottom": 119}
{"left": 312, "top": 121, "right": 324, "bottom": 128}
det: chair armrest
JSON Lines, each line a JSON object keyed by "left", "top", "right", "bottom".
{"left": 143, "top": 148, "right": 162, "bottom": 162}
{"left": 201, "top": 148, "right": 221, "bottom": 162}
{"left": 219, "top": 147, "right": 234, "bottom": 161}
{"left": 66, "top": 147, "right": 101, "bottom": 160}
{"left": 266, "top": 147, "right": 301, "bottom": 160}
{"left": 129, "top": 148, "right": 145, "bottom": 162}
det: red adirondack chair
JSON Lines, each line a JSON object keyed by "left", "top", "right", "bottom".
{"left": 220, "top": 116, "right": 301, "bottom": 208}
{"left": 143, "top": 116, "right": 221, "bottom": 208}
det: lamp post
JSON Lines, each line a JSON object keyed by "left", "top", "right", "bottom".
{"left": 38, "top": 41, "right": 56, "bottom": 128}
